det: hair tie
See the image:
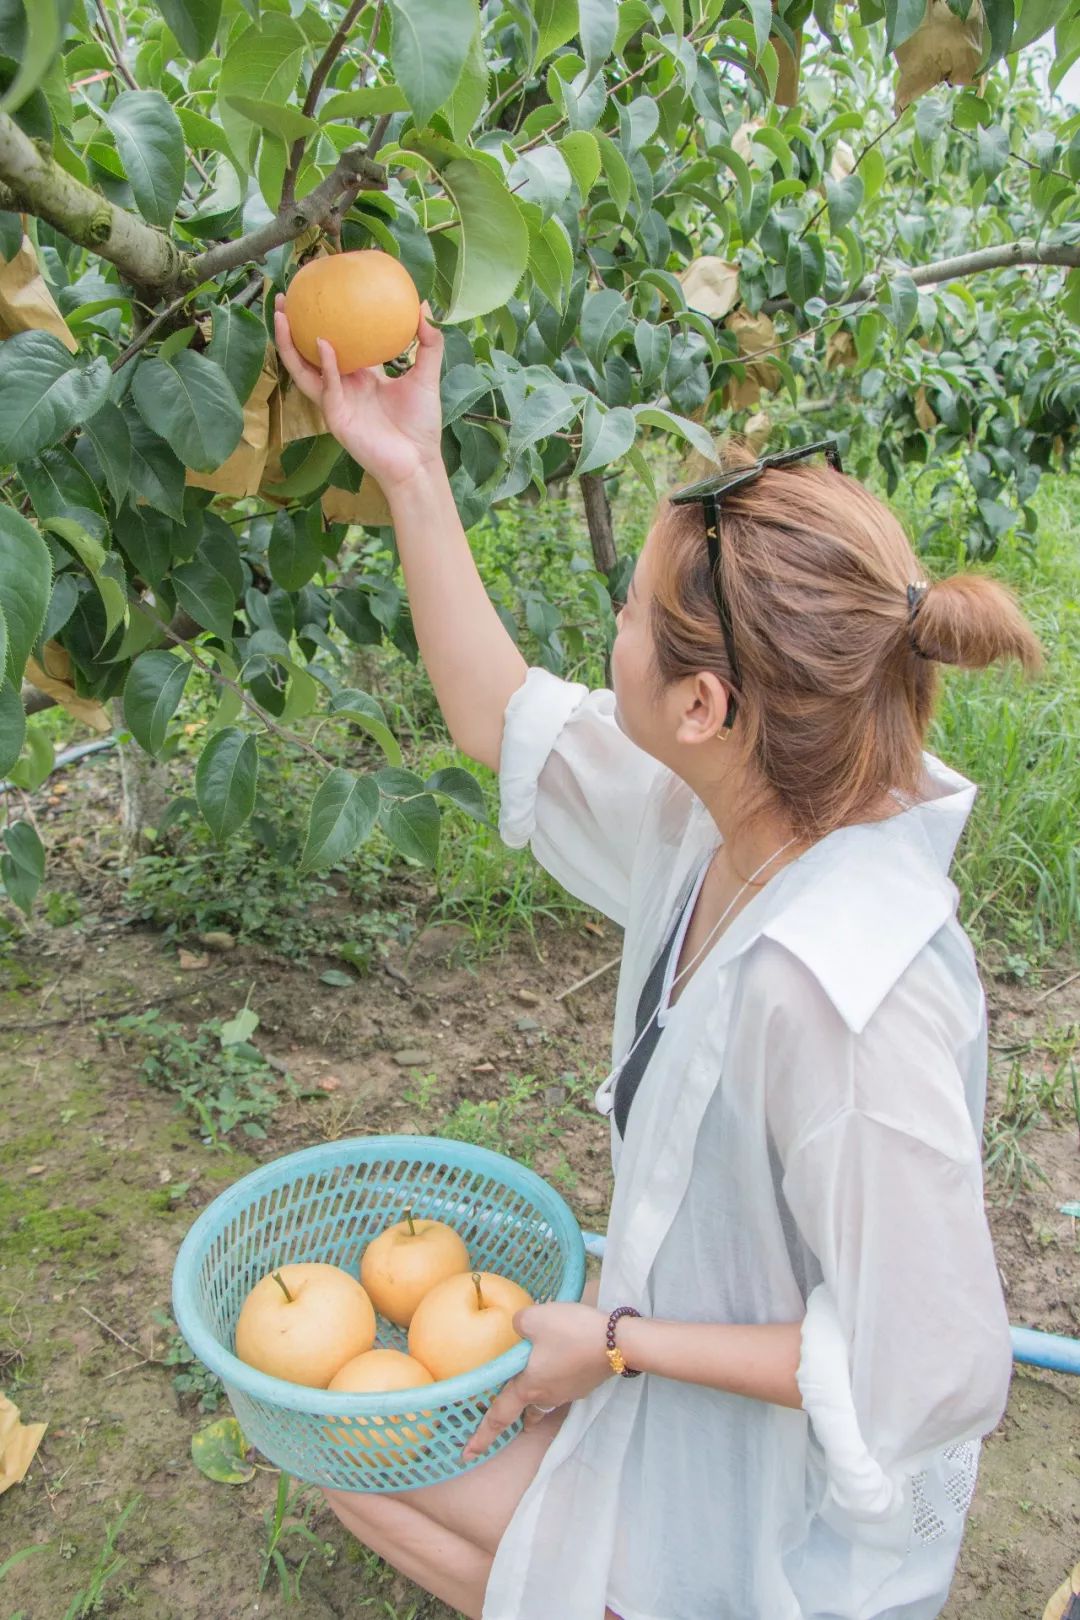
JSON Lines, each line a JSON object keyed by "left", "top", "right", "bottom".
{"left": 907, "top": 580, "right": 931, "bottom": 659}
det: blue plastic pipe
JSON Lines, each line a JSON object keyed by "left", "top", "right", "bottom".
{"left": 580, "top": 1232, "right": 1080, "bottom": 1376}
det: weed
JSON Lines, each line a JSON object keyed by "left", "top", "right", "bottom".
{"left": 150, "top": 1309, "right": 224, "bottom": 1413}
{"left": 982, "top": 1049, "right": 1078, "bottom": 1197}
{"left": 101, "top": 1008, "right": 316, "bottom": 1146}
{"left": 43, "top": 890, "right": 82, "bottom": 926}
{"left": 60, "top": 1496, "right": 141, "bottom": 1619}
{"left": 422, "top": 1071, "right": 598, "bottom": 1169}
{"left": 257, "top": 1471, "right": 336, "bottom": 1604}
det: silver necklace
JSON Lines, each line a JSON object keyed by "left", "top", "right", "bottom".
{"left": 594, "top": 836, "right": 799, "bottom": 1114}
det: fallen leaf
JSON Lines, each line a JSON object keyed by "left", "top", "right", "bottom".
{"left": 318, "top": 1075, "right": 343, "bottom": 1092}
{"left": 177, "top": 950, "right": 209, "bottom": 972}
{"left": 25, "top": 1164, "right": 46, "bottom": 1177}
{"left": 0, "top": 1393, "right": 48, "bottom": 1496}
{"left": 191, "top": 1417, "right": 255, "bottom": 1485}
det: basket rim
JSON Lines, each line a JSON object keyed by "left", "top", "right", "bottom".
{"left": 171, "top": 1134, "right": 587, "bottom": 1417}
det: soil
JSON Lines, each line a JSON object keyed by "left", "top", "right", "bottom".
{"left": 1, "top": 754, "right": 1077, "bottom": 1620}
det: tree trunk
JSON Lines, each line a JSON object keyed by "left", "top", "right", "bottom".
{"left": 111, "top": 698, "right": 169, "bottom": 853}
{"left": 580, "top": 473, "right": 621, "bottom": 601}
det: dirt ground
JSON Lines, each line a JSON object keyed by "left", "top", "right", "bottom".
{"left": 1, "top": 759, "right": 1078, "bottom": 1619}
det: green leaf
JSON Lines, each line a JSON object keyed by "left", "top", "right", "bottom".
{"left": 444, "top": 25, "right": 488, "bottom": 142}
{"left": 383, "top": 792, "right": 440, "bottom": 866}
{"left": 597, "top": 134, "right": 632, "bottom": 217}
{"left": 332, "top": 588, "right": 382, "bottom": 646}
{"left": 0, "top": 678, "right": 25, "bottom": 777}
{"left": 221, "top": 95, "right": 318, "bottom": 142}
{"left": 573, "top": 398, "right": 636, "bottom": 476}
{"left": 785, "top": 235, "right": 826, "bottom": 306}
{"left": 0, "top": 0, "right": 61, "bottom": 115}
{"left": 0, "top": 507, "right": 52, "bottom": 685}
{"left": 432, "top": 154, "right": 530, "bottom": 322}
{"left": 263, "top": 434, "right": 340, "bottom": 500}
{"left": 82, "top": 401, "right": 132, "bottom": 509}
{"left": 558, "top": 130, "right": 602, "bottom": 198}
{"left": 132, "top": 352, "right": 244, "bottom": 473}
{"left": 6, "top": 723, "right": 53, "bottom": 793}
{"left": 218, "top": 15, "right": 307, "bottom": 173}
{"left": 508, "top": 382, "right": 579, "bottom": 460}
{"left": 0, "top": 332, "right": 110, "bottom": 463}
{"left": 18, "top": 445, "right": 104, "bottom": 527}
{"left": 207, "top": 302, "right": 267, "bottom": 406}
{"left": 580, "top": 288, "right": 631, "bottom": 370}
{"left": 528, "top": 214, "right": 574, "bottom": 309}
{"left": 123, "top": 650, "right": 191, "bottom": 757}
{"left": 425, "top": 765, "right": 489, "bottom": 823}
{"left": 320, "top": 86, "right": 410, "bottom": 120}
{"left": 388, "top": 0, "right": 479, "bottom": 128}
{"left": 191, "top": 1418, "right": 254, "bottom": 1485}
{"left": 974, "top": 123, "right": 1010, "bottom": 181}
{"left": 886, "top": 0, "right": 929, "bottom": 49}
{"left": 634, "top": 321, "right": 671, "bottom": 391}
{"left": 1010, "top": 0, "right": 1069, "bottom": 49}
{"left": 533, "top": 0, "right": 579, "bottom": 61}
{"left": 219, "top": 1006, "right": 259, "bottom": 1044}
{"left": 1, "top": 821, "right": 44, "bottom": 917}
{"left": 886, "top": 272, "right": 919, "bottom": 340}
{"left": 579, "top": 0, "right": 617, "bottom": 85}
{"left": 825, "top": 173, "right": 864, "bottom": 233}
{"left": 172, "top": 552, "right": 237, "bottom": 640}
{"left": 158, "top": 0, "right": 222, "bottom": 61}
{"left": 326, "top": 688, "right": 402, "bottom": 764}
{"left": 299, "top": 769, "right": 380, "bottom": 872}
{"left": 100, "top": 91, "right": 186, "bottom": 228}
{"left": 195, "top": 728, "right": 259, "bottom": 842}
{"left": 441, "top": 363, "right": 493, "bottom": 425}
{"left": 320, "top": 968, "right": 355, "bottom": 988}
{"left": 633, "top": 404, "right": 718, "bottom": 465}
{"left": 124, "top": 410, "right": 186, "bottom": 521}
{"left": 268, "top": 508, "right": 322, "bottom": 593}
{"left": 0, "top": 209, "right": 21, "bottom": 260}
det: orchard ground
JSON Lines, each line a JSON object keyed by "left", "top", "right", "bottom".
{"left": 2, "top": 471, "right": 1079, "bottom": 1618}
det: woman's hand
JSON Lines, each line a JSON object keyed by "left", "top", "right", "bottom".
{"left": 273, "top": 296, "right": 445, "bottom": 494}
{"left": 460, "top": 1301, "right": 611, "bottom": 1463}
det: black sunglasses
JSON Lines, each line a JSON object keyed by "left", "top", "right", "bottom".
{"left": 669, "top": 439, "right": 844, "bottom": 730}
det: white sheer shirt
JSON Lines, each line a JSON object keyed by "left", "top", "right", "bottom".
{"left": 482, "top": 669, "right": 1012, "bottom": 1620}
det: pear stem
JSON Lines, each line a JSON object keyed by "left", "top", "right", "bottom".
{"left": 403, "top": 1206, "right": 416, "bottom": 1237}
{"left": 472, "top": 1272, "right": 484, "bottom": 1310}
{"left": 271, "top": 1270, "right": 294, "bottom": 1304}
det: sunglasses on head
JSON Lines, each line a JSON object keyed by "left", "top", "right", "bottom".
{"left": 669, "top": 439, "right": 845, "bottom": 731}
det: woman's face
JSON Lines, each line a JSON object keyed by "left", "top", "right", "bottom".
{"left": 610, "top": 525, "right": 734, "bottom": 770}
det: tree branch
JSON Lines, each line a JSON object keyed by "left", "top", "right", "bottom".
{"left": 188, "top": 145, "right": 387, "bottom": 284}
{"left": 0, "top": 111, "right": 182, "bottom": 291}
{"left": 94, "top": 0, "right": 139, "bottom": 91}
{"left": 282, "top": 0, "right": 368, "bottom": 207}
{"left": 764, "top": 240, "right": 1080, "bottom": 315}
{"left": 0, "top": 113, "right": 386, "bottom": 299}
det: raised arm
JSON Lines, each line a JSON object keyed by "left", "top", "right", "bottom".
{"left": 274, "top": 299, "right": 525, "bottom": 770}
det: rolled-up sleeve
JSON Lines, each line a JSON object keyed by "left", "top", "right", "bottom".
{"left": 772, "top": 990, "right": 1012, "bottom": 1527}
{"left": 497, "top": 667, "right": 669, "bottom": 928}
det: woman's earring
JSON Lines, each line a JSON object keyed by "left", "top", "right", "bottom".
{"left": 714, "top": 729, "right": 729, "bottom": 742}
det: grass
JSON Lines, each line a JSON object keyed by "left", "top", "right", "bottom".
{"left": 924, "top": 474, "right": 1080, "bottom": 966}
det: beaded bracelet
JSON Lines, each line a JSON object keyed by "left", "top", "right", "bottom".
{"left": 605, "top": 1305, "right": 642, "bottom": 1377}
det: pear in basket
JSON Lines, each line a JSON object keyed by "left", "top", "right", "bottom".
{"left": 324, "top": 1347, "right": 436, "bottom": 1462}
{"left": 360, "top": 1206, "right": 471, "bottom": 1327}
{"left": 409, "top": 1271, "right": 533, "bottom": 1380}
{"left": 235, "top": 1262, "right": 376, "bottom": 1387}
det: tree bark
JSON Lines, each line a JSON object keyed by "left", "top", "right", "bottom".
{"left": 0, "top": 113, "right": 183, "bottom": 291}
{"left": 580, "top": 473, "right": 621, "bottom": 598}
{"left": 111, "top": 697, "right": 169, "bottom": 852}
{"left": 0, "top": 112, "right": 386, "bottom": 298}
{"left": 764, "top": 240, "right": 1080, "bottom": 315}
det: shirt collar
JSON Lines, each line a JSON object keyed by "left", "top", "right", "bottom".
{"left": 692, "top": 753, "right": 977, "bottom": 1034}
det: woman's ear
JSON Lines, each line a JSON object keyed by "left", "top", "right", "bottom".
{"left": 673, "top": 671, "right": 732, "bottom": 746}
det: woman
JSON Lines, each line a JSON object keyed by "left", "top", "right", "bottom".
{"left": 275, "top": 300, "right": 1041, "bottom": 1620}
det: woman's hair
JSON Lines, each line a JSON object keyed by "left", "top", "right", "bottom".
{"left": 649, "top": 444, "right": 1043, "bottom": 839}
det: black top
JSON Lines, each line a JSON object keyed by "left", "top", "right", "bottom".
{"left": 612, "top": 902, "right": 686, "bottom": 1140}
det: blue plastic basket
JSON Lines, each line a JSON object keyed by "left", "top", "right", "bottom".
{"left": 172, "top": 1135, "right": 586, "bottom": 1492}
